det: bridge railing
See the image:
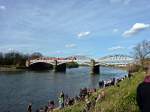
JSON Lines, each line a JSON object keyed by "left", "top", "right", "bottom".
{"left": 27, "top": 58, "right": 135, "bottom": 67}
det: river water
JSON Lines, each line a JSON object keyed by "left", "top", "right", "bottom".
{"left": 0, "top": 67, "right": 127, "bottom": 112}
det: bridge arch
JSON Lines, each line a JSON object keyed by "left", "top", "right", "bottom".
{"left": 29, "top": 62, "right": 53, "bottom": 70}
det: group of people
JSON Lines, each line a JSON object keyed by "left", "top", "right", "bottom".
{"left": 27, "top": 101, "right": 55, "bottom": 112}
{"left": 82, "top": 89, "right": 106, "bottom": 112}
{"left": 27, "top": 88, "right": 99, "bottom": 112}
{"left": 27, "top": 71, "right": 134, "bottom": 112}
{"left": 98, "top": 75, "right": 128, "bottom": 89}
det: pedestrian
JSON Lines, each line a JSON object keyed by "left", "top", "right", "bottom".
{"left": 84, "top": 96, "right": 91, "bottom": 112}
{"left": 128, "top": 70, "right": 132, "bottom": 79}
{"left": 35, "top": 109, "right": 39, "bottom": 112}
{"left": 96, "top": 93, "right": 101, "bottom": 103}
{"left": 136, "top": 67, "right": 150, "bottom": 112}
{"left": 74, "top": 95, "right": 80, "bottom": 103}
{"left": 99, "top": 80, "right": 104, "bottom": 88}
{"left": 58, "top": 91, "right": 65, "bottom": 109}
{"left": 39, "top": 107, "right": 44, "bottom": 112}
{"left": 44, "top": 105, "right": 48, "bottom": 112}
{"left": 27, "top": 103, "right": 32, "bottom": 112}
{"left": 112, "top": 78, "right": 116, "bottom": 85}
{"left": 64, "top": 95, "right": 69, "bottom": 106}
{"left": 48, "top": 100, "right": 55, "bottom": 111}
{"left": 101, "top": 90, "right": 105, "bottom": 99}
{"left": 79, "top": 88, "right": 84, "bottom": 100}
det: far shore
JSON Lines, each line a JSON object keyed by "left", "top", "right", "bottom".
{"left": 0, "top": 65, "right": 128, "bottom": 72}
{"left": 0, "top": 66, "right": 27, "bottom": 72}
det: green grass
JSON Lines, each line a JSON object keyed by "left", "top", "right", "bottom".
{"left": 55, "top": 71, "right": 146, "bottom": 112}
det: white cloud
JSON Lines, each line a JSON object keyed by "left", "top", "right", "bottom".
{"left": 113, "top": 29, "right": 119, "bottom": 33}
{"left": 65, "top": 44, "right": 76, "bottom": 48}
{"left": 77, "top": 31, "right": 90, "bottom": 39}
{"left": 123, "top": 23, "right": 150, "bottom": 37}
{"left": 0, "top": 5, "right": 6, "bottom": 10}
{"left": 108, "top": 46, "right": 125, "bottom": 51}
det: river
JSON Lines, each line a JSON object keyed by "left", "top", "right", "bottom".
{"left": 0, "top": 67, "right": 127, "bottom": 112}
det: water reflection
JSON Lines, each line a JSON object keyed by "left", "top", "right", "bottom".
{"left": 89, "top": 75, "right": 100, "bottom": 88}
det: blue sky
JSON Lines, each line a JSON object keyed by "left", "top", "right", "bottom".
{"left": 0, "top": 0, "right": 150, "bottom": 57}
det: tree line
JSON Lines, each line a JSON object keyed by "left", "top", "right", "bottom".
{"left": 0, "top": 52, "right": 43, "bottom": 67}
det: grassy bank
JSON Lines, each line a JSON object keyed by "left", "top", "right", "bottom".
{"left": 55, "top": 71, "right": 146, "bottom": 112}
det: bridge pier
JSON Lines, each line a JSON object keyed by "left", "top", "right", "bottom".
{"left": 90, "top": 59, "right": 100, "bottom": 74}
{"left": 91, "top": 65, "right": 100, "bottom": 74}
{"left": 53, "top": 60, "right": 66, "bottom": 72}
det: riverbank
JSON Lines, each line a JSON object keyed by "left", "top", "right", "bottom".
{"left": 0, "top": 62, "right": 79, "bottom": 72}
{"left": 55, "top": 71, "right": 146, "bottom": 112}
{"left": 0, "top": 66, "right": 26, "bottom": 72}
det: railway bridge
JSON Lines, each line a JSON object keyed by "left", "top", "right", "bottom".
{"left": 26, "top": 55, "right": 134, "bottom": 74}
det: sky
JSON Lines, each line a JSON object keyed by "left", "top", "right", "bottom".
{"left": 0, "top": 0, "right": 150, "bottom": 58}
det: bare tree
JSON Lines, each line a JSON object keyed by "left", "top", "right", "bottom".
{"left": 30, "top": 52, "right": 43, "bottom": 59}
{"left": 133, "top": 40, "right": 150, "bottom": 66}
